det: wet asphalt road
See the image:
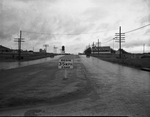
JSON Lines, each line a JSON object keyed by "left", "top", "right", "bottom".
{"left": 80, "top": 55, "right": 150, "bottom": 116}
{"left": 0, "top": 55, "right": 150, "bottom": 116}
{"left": 0, "top": 55, "right": 63, "bottom": 70}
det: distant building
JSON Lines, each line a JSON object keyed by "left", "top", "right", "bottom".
{"left": 0, "top": 45, "right": 11, "bottom": 53}
{"left": 92, "top": 46, "right": 111, "bottom": 54}
{"left": 12, "top": 49, "right": 18, "bottom": 53}
{"left": 78, "top": 53, "right": 84, "bottom": 55}
{"left": 39, "top": 49, "right": 46, "bottom": 53}
{"left": 28, "top": 50, "right": 34, "bottom": 54}
{"left": 115, "top": 49, "right": 128, "bottom": 54}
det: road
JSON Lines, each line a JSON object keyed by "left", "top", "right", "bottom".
{"left": 0, "top": 55, "right": 63, "bottom": 70}
{"left": 0, "top": 55, "right": 150, "bottom": 116}
{"left": 80, "top": 55, "right": 150, "bottom": 116}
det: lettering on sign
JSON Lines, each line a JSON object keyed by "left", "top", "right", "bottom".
{"left": 58, "top": 59, "right": 73, "bottom": 69}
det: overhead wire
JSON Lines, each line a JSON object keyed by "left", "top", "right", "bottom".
{"left": 22, "top": 23, "right": 150, "bottom": 35}
{"left": 23, "top": 23, "right": 150, "bottom": 49}
{"left": 124, "top": 23, "right": 150, "bottom": 34}
{"left": 101, "top": 23, "right": 150, "bottom": 45}
{"left": 102, "top": 39, "right": 113, "bottom": 44}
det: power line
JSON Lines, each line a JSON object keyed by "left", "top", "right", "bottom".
{"left": 95, "top": 23, "right": 150, "bottom": 44}
{"left": 124, "top": 23, "right": 150, "bottom": 34}
{"left": 22, "top": 23, "right": 150, "bottom": 36}
{"left": 102, "top": 39, "right": 113, "bottom": 44}
{"left": 99, "top": 23, "right": 150, "bottom": 44}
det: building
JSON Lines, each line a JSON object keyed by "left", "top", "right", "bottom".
{"left": 92, "top": 46, "right": 111, "bottom": 54}
{"left": 115, "top": 49, "right": 128, "bottom": 54}
{"left": 39, "top": 49, "right": 46, "bottom": 53}
{"left": 0, "top": 45, "right": 11, "bottom": 53}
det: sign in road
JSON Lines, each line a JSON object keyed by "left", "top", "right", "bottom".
{"left": 58, "top": 59, "right": 73, "bottom": 69}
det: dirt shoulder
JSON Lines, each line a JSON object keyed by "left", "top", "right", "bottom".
{"left": 0, "top": 55, "right": 91, "bottom": 112}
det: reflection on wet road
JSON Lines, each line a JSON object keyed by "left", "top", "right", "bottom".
{"left": 0, "top": 55, "right": 63, "bottom": 70}
{"left": 0, "top": 55, "right": 149, "bottom": 116}
{"left": 80, "top": 55, "right": 150, "bottom": 117}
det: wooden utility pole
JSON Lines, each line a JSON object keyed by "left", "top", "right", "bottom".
{"left": 92, "top": 42, "right": 95, "bottom": 47}
{"left": 119, "top": 26, "right": 121, "bottom": 58}
{"left": 92, "top": 42, "right": 95, "bottom": 54}
{"left": 115, "top": 26, "right": 125, "bottom": 59}
{"left": 43, "top": 44, "right": 49, "bottom": 53}
{"left": 98, "top": 39, "right": 99, "bottom": 55}
{"left": 14, "top": 30, "right": 25, "bottom": 60}
{"left": 54, "top": 45, "right": 58, "bottom": 53}
{"left": 113, "top": 38, "right": 115, "bottom": 50}
{"left": 143, "top": 44, "right": 145, "bottom": 54}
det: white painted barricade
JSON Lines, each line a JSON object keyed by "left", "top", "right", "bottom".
{"left": 58, "top": 59, "right": 74, "bottom": 79}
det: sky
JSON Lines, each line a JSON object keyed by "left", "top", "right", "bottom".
{"left": 0, "top": 0, "right": 150, "bottom": 54}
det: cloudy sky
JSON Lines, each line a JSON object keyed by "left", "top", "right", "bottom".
{"left": 0, "top": 0, "right": 150, "bottom": 54}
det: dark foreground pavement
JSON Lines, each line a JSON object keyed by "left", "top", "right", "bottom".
{"left": 0, "top": 55, "right": 90, "bottom": 116}
{"left": 0, "top": 55, "right": 150, "bottom": 116}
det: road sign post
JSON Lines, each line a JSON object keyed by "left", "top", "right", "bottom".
{"left": 64, "top": 69, "right": 67, "bottom": 79}
{"left": 58, "top": 59, "right": 74, "bottom": 80}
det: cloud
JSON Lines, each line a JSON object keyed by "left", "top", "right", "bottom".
{"left": 0, "top": 0, "right": 150, "bottom": 53}
{"left": 83, "top": 6, "right": 109, "bottom": 22}
{"left": 144, "top": 28, "right": 150, "bottom": 35}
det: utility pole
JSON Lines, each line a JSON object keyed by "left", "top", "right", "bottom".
{"left": 54, "top": 45, "right": 58, "bottom": 53}
{"left": 143, "top": 44, "right": 145, "bottom": 54}
{"left": 43, "top": 44, "right": 49, "bottom": 56}
{"left": 119, "top": 26, "right": 121, "bottom": 58}
{"left": 43, "top": 44, "right": 49, "bottom": 52}
{"left": 115, "top": 26, "right": 125, "bottom": 59}
{"left": 92, "top": 42, "right": 95, "bottom": 47}
{"left": 98, "top": 39, "right": 99, "bottom": 55}
{"left": 14, "top": 30, "right": 25, "bottom": 60}
{"left": 113, "top": 38, "right": 115, "bottom": 50}
{"left": 92, "top": 42, "right": 95, "bottom": 54}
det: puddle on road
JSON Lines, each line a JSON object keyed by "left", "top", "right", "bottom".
{"left": 0, "top": 55, "right": 63, "bottom": 70}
